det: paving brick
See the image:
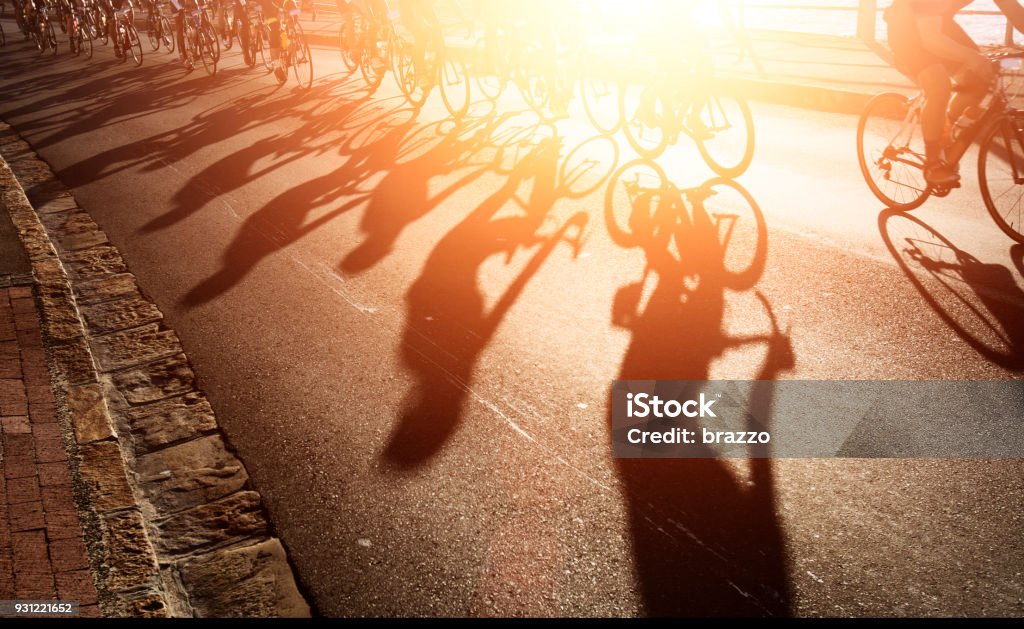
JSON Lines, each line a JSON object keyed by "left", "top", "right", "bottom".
{"left": 3, "top": 455, "right": 37, "bottom": 480}
{"left": 49, "top": 538, "right": 89, "bottom": 572}
{"left": 55, "top": 569, "right": 99, "bottom": 605}
{"left": 3, "top": 432, "right": 35, "bottom": 457}
{"left": 1, "top": 415, "right": 31, "bottom": 434}
{"left": 46, "top": 510, "right": 83, "bottom": 541}
{"left": 11, "top": 530, "right": 49, "bottom": 571}
{"left": 26, "top": 384, "right": 54, "bottom": 406}
{"left": 41, "top": 485, "right": 76, "bottom": 513}
{"left": 0, "top": 323, "right": 18, "bottom": 342}
{"left": 11, "top": 298, "right": 36, "bottom": 316}
{"left": 37, "top": 462, "right": 72, "bottom": 487}
{"left": 9, "top": 500, "right": 45, "bottom": 532}
{"left": 31, "top": 423, "right": 63, "bottom": 440}
{"left": 15, "top": 570, "right": 55, "bottom": 598}
{"left": 29, "top": 402, "right": 57, "bottom": 425}
{"left": 8, "top": 287, "right": 33, "bottom": 299}
{"left": 0, "top": 553, "right": 14, "bottom": 598}
{"left": 34, "top": 435, "right": 68, "bottom": 463}
{"left": 6, "top": 475, "right": 41, "bottom": 505}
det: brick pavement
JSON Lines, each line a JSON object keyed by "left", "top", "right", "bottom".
{"left": 0, "top": 284, "right": 100, "bottom": 618}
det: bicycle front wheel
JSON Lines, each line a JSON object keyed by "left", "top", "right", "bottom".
{"left": 198, "top": 27, "right": 217, "bottom": 75}
{"left": 695, "top": 93, "right": 755, "bottom": 178}
{"left": 978, "top": 113, "right": 1024, "bottom": 244}
{"left": 258, "top": 24, "right": 272, "bottom": 71}
{"left": 439, "top": 48, "right": 470, "bottom": 119}
{"left": 857, "top": 92, "right": 930, "bottom": 211}
{"left": 337, "top": 13, "right": 358, "bottom": 74}
{"left": 45, "top": 20, "right": 56, "bottom": 54}
{"left": 146, "top": 12, "right": 159, "bottom": 50}
{"left": 604, "top": 159, "right": 671, "bottom": 249}
{"left": 697, "top": 178, "right": 768, "bottom": 290}
{"left": 290, "top": 26, "right": 313, "bottom": 89}
{"left": 125, "top": 23, "right": 143, "bottom": 65}
{"left": 158, "top": 16, "right": 173, "bottom": 52}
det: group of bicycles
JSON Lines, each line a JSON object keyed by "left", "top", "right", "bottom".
{"left": 336, "top": 0, "right": 755, "bottom": 180}
{"left": 2, "top": 0, "right": 313, "bottom": 85}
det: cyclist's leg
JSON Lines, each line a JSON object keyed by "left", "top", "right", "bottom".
{"left": 945, "top": 22, "right": 990, "bottom": 126}
{"left": 916, "top": 63, "right": 958, "bottom": 183}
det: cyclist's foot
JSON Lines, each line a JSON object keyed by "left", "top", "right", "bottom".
{"left": 924, "top": 159, "right": 960, "bottom": 187}
{"left": 181, "top": 55, "right": 193, "bottom": 72}
{"left": 273, "top": 59, "right": 286, "bottom": 83}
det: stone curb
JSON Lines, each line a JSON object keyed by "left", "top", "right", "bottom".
{"left": 0, "top": 123, "right": 311, "bottom": 618}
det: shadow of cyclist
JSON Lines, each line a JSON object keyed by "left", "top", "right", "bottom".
{"left": 879, "top": 210, "right": 1024, "bottom": 370}
{"left": 609, "top": 176, "right": 792, "bottom": 616}
{"left": 383, "top": 134, "right": 587, "bottom": 468}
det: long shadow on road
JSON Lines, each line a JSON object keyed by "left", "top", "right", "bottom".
{"left": 608, "top": 172, "right": 792, "bottom": 616}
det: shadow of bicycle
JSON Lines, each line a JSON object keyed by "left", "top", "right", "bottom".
{"left": 879, "top": 209, "right": 1024, "bottom": 370}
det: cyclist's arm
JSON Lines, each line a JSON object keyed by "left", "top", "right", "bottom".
{"left": 994, "top": 0, "right": 1024, "bottom": 36}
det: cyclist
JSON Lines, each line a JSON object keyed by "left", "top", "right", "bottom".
{"left": 397, "top": 0, "right": 439, "bottom": 86}
{"left": 885, "top": 0, "right": 1024, "bottom": 185}
{"left": 338, "top": 0, "right": 387, "bottom": 74}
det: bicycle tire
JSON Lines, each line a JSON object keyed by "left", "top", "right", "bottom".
{"left": 391, "top": 35, "right": 428, "bottom": 108}
{"left": 604, "top": 159, "right": 671, "bottom": 249}
{"left": 337, "top": 12, "right": 358, "bottom": 74}
{"left": 857, "top": 92, "right": 931, "bottom": 211}
{"left": 45, "top": 20, "right": 56, "bottom": 55}
{"left": 695, "top": 94, "right": 755, "bottom": 179}
{"left": 199, "top": 27, "right": 216, "bottom": 75}
{"left": 580, "top": 58, "right": 620, "bottom": 135}
{"left": 696, "top": 177, "right": 768, "bottom": 291}
{"left": 82, "top": 23, "right": 92, "bottom": 57}
{"left": 978, "top": 113, "right": 1024, "bottom": 244}
{"left": 474, "top": 37, "right": 505, "bottom": 102}
{"left": 258, "top": 23, "right": 272, "bottom": 71}
{"left": 70, "top": 23, "right": 80, "bottom": 55}
{"left": 357, "top": 24, "right": 387, "bottom": 90}
{"left": 146, "top": 11, "right": 159, "bottom": 50}
{"left": 290, "top": 24, "right": 312, "bottom": 89}
{"left": 202, "top": 22, "right": 219, "bottom": 63}
{"left": 620, "top": 82, "right": 670, "bottom": 159}
{"left": 439, "top": 48, "right": 470, "bottom": 119}
{"left": 159, "top": 16, "right": 174, "bottom": 52}
{"left": 126, "top": 23, "right": 143, "bottom": 65}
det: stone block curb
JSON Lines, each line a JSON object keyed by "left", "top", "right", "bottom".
{"left": 0, "top": 123, "right": 311, "bottom": 618}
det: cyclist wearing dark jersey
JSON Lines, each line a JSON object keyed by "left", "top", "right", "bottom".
{"left": 886, "top": 0, "right": 1024, "bottom": 185}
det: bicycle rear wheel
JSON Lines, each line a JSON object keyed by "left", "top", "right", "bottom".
{"left": 695, "top": 93, "right": 755, "bottom": 178}
{"left": 202, "top": 22, "right": 220, "bottom": 62}
{"left": 857, "top": 92, "right": 930, "bottom": 211}
{"left": 978, "top": 113, "right": 1024, "bottom": 244}
{"left": 474, "top": 37, "right": 505, "bottom": 102}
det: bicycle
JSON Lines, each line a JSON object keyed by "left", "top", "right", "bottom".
{"left": 273, "top": 0, "right": 312, "bottom": 88}
{"left": 389, "top": 5, "right": 471, "bottom": 118}
{"left": 144, "top": 0, "right": 175, "bottom": 52}
{"left": 619, "top": 70, "right": 755, "bottom": 178}
{"left": 604, "top": 159, "right": 767, "bottom": 291}
{"left": 111, "top": 2, "right": 142, "bottom": 64}
{"left": 67, "top": 2, "right": 93, "bottom": 57}
{"left": 217, "top": 0, "right": 254, "bottom": 65}
{"left": 31, "top": 1, "right": 58, "bottom": 55}
{"left": 857, "top": 49, "right": 1024, "bottom": 243}
{"left": 179, "top": 0, "right": 217, "bottom": 74}
{"left": 338, "top": 0, "right": 391, "bottom": 90}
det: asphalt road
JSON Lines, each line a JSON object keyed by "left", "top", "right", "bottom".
{"left": 1, "top": 25, "right": 1022, "bottom": 617}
